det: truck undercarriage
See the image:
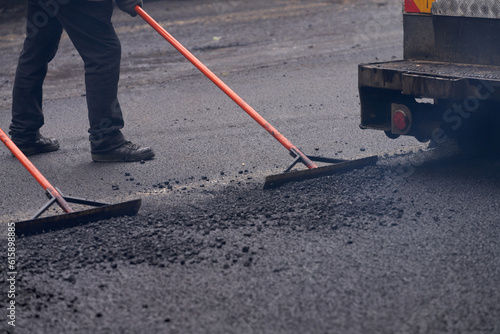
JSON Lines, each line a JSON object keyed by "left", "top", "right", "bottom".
{"left": 359, "top": 0, "right": 500, "bottom": 150}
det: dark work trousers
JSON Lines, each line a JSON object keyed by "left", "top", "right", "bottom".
{"left": 10, "top": 0, "right": 126, "bottom": 153}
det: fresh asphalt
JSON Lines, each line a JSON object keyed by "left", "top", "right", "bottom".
{"left": 0, "top": 0, "right": 419, "bottom": 222}
{"left": 0, "top": 0, "right": 499, "bottom": 333}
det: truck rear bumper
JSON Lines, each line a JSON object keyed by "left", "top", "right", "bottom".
{"left": 359, "top": 60, "right": 500, "bottom": 139}
{"left": 359, "top": 60, "right": 500, "bottom": 100}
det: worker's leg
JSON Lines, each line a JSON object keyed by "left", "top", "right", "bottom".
{"left": 53, "top": 0, "right": 126, "bottom": 153}
{"left": 10, "top": 0, "right": 63, "bottom": 146}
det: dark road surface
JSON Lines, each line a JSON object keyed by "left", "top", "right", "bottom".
{"left": 0, "top": 0, "right": 499, "bottom": 333}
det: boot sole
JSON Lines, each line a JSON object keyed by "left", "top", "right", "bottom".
{"left": 18, "top": 144, "right": 60, "bottom": 156}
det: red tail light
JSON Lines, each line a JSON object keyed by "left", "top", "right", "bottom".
{"left": 393, "top": 110, "right": 409, "bottom": 131}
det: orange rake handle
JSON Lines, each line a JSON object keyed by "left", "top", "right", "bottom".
{"left": 0, "top": 128, "right": 74, "bottom": 214}
{"left": 135, "top": 6, "right": 318, "bottom": 169}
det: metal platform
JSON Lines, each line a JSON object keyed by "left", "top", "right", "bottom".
{"left": 363, "top": 60, "right": 500, "bottom": 81}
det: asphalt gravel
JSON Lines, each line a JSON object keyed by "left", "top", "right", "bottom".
{"left": 2, "top": 148, "right": 500, "bottom": 333}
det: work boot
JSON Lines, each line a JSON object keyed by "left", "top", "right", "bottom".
{"left": 16, "top": 135, "right": 60, "bottom": 156}
{"left": 91, "top": 141, "right": 155, "bottom": 162}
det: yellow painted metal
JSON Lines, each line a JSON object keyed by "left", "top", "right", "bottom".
{"left": 412, "top": 0, "right": 436, "bottom": 13}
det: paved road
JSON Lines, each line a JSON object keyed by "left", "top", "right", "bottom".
{"left": 0, "top": 0, "right": 499, "bottom": 333}
{"left": 0, "top": 0, "right": 419, "bottom": 222}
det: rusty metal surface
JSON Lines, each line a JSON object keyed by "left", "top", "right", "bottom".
{"left": 359, "top": 60, "right": 500, "bottom": 102}
{"left": 365, "top": 60, "right": 500, "bottom": 81}
{"left": 432, "top": 0, "right": 500, "bottom": 19}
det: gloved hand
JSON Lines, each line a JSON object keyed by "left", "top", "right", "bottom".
{"left": 116, "top": 0, "right": 143, "bottom": 17}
